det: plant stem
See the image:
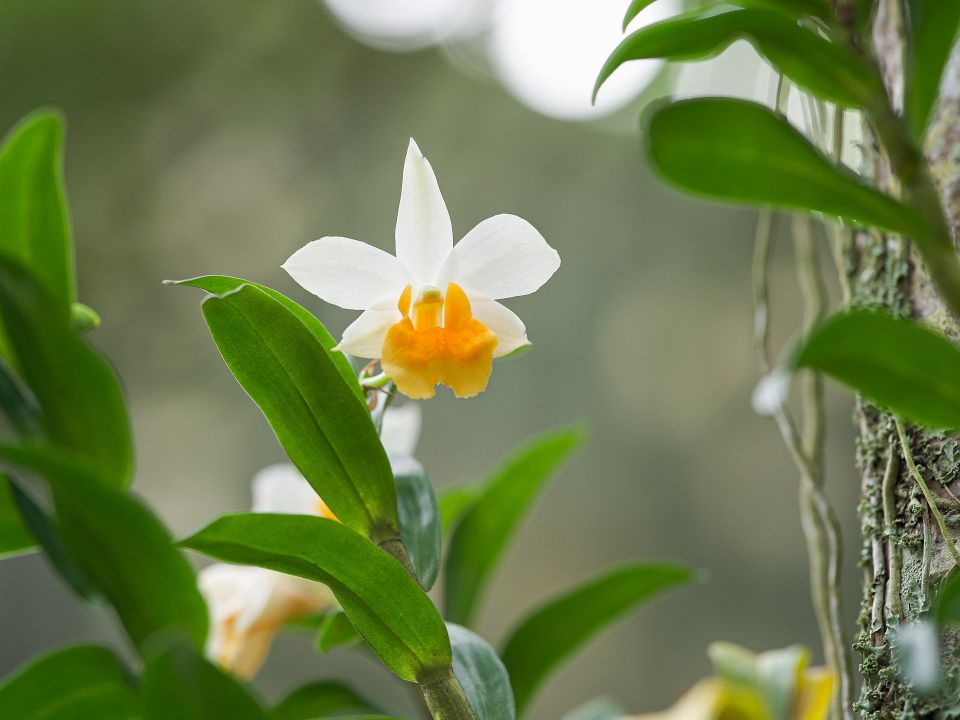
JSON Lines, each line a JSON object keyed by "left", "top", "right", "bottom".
{"left": 419, "top": 667, "right": 477, "bottom": 720}
{"left": 894, "top": 417, "right": 960, "bottom": 566}
{"left": 361, "top": 372, "right": 392, "bottom": 390}
{"left": 848, "top": 43, "right": 960, "bottom": 316}
{"left": 376, "top": 534, "right": 420, "bottom": 582}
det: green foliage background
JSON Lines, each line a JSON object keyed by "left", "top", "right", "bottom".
{"left": 0, "top": 0, "right": 863, "bottom": 716}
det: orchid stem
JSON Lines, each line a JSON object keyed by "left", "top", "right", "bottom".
{"left": 361, "top": 372, "right": 392, "bottom": 389}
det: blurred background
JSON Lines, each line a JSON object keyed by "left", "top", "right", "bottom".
{"left": 0, "top": 0, "right": 864, "bottom": 717}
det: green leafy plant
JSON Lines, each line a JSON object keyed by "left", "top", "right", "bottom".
{"left": 0, "top": 111, "right": 693, "bottom": 720}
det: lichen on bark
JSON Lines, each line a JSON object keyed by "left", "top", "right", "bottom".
{"left": 852, "top": 3, "right": 960, "bottom": 717}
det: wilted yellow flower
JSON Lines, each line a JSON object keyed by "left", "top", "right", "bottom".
{"left": 629, "top": 644, "right": 833, "bottom": 720}
{"left": 283, "top": 139, "right": 560, "bottom": 399}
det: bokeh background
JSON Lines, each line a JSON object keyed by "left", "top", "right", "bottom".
{"left": 0, "top": 1, "right": 863, "bottom": 717}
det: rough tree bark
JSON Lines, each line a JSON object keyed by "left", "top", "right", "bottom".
{"left": 853, "top": 2, "right": 960, "bottom": 717}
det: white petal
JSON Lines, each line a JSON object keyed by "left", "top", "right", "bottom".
{"left": 198, "top": 564, "right": 275, "bottom": 626}
{"left": 395, "top": 139, "right": 453, "bottom": 284}
{"left": 437, "top": 214, "right": 560, "bottom": 299}
{"left": 380, "top": 403, "right": 422, "bottom": 456}
{"left": 337, "top": 297, "right": 402, "bottom": 359}
{"left": 471, "top": 297, "right": 530, "bottom": 358}
{"left": 282, "top": 236, "right": 410, "bottom": 311}
{"left": 251, "top": 463, "right": 319, "bottom": 515}
{"left": 199, "top": 563, "right": 335, "bottom": 678}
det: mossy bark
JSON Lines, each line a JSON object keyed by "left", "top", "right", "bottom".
{"left": 853, "top": 3, "right": 960, "bottom": 717}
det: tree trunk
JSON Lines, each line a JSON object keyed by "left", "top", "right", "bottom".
{"left": 853, "top": 2, "right": 960, "bottom": 717}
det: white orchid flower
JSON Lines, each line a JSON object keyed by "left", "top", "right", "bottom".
{"left": 200, "top": 464, "right": 338, "bottom": 678}
{"left": 199, "top": 404, "right": 423, "bottom": 677}
{"left": 283, "top": 139, "right": 560, "bottom": 399}
{"left": 199, "top": 563, "right": 334, "bottom": 679}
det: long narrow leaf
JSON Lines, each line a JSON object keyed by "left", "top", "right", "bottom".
{"left": 0, "top": 259, "right": 132, "bottom": 487}
{"left": 199, "top": 283, "right": 397, "bottom": 539}
{"left": 501, "top": 563, "right": 695, "bottom": 716}
{"left": 0, "top": 110, "right": 74, "bottom": 313}
{"left": 444, "top": 427, "right": 584, "bottom": 626}
{"left": 394, "top": 454, "right": 441, "bottom": 591}
{"left": 597, "top": 8, "right": 876, "bottom": 107}
{"left": 269, "top": 680, "right": 380, "bottom": 719}
{"left": 645, "top": 98, "right": 926, "bottom": 237}
{"left": 0, "top": 443, "right": 208, "bottom": 653}
{"left": 9, "top": 477, "right": 98, "bottom": 598}
{"left": 622, "top": 0, "right": 829, "bottom": 29}
{"left": 0, "top": 644, "right": 140, "bottom": 720}
{"left": 904, "top": 0, "right": 960, "bottom": 137}
{"left": 144, "top": 640, "right": 265, "bottom": 720}
{"left": 169, "top": 275, "right": 362, "bottom": 401}
{"left": 182, "top": 512, "right": 451, "bottom": 682}
{"left": 792, "top": 309, "right": 960, "bottom": 430}
{"left": 448, "top": 623, "right": 515, "bottom": 720}
{"left": 0, "top": 475, "right": 34, "bottom": 558}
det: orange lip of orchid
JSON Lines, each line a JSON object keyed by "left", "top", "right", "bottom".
{"left": 381, "top": 283, "right": 499, "bottom": 399}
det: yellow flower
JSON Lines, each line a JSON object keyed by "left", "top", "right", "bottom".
{"left": 283, "top": 139, "right": 560, "bottom": 398}
{"left": 629, "top": 644, "right": 834, "bottom": 720}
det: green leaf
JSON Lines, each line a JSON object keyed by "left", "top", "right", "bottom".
{"left": 501, "top": 563, "right": 695, "bottom": 717}
{"left": 621, "top": 0, "right": 829, "bottom": 29}
{"left": 168, "top": 275, "right": 362, "bottom": 401}
{"left": 0, "top": 475, "right": 34, "bottom": 558}
{"left": 0, "top": 110, "right": 74, "bottom": 313}
{"left": 448, "top": 624, "right": 515, "bottom": 720}
{"left": 269, "top": 680, "right": 381, "bottom": 720}
{"left": 792, "top": 309, "right": 960, "bottom": 430}
{"left": 904, "top": 0, "right": 960, "bottom": 137}
{"left": 561, "top": 698, "right": 627, "bottom": 720}
{"left": 198, "top": 283, "right": 398, "bottom": 540}
{"left": 182, "top": 512, "right": 452, "bottom": 682}
{"left": 644, "top": 98, "right": 925, "bottom": 237}
{"left": 316, "top": 610, "right": 361, "bottom": 653}
{"left": 9, "top": 477, "right": 99, "bottom": 598}
{"left": 598, "top": 8, "right": 875, "bottom": 107}
{"left": 143, "top": 640, "right": 265, "bottom": 720}
{"left": 70, "top": 302, "right": 101, "bottom": 333}
{"left": 0, "top": 644, "right": 140, "bottom": 720}
{"left": 437, "top": 484, "right": 480, "bottom": 537}
{"left": 0, "top": 259, "right": 133, "bottom": 488}
{"left": 0, "top": 443, "right": 208, "bottom": 653}
{"left": 0, "top": 356, "right": 39, "bottom": 435}
{"left": 393, "top": 454, "right": 441, "bottom": 591}
{"left": 936, "top": 567, "right": 960, "bottom": 624}
{"left": 444, "top": 427, "right": 584, "bottom": 626}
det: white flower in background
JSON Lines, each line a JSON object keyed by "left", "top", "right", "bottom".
{"left": 199, "top": 564, "right": 334, "bottom": 679}
{"left": 283, "top": 139, "right": 560, "bottom": 399}
{"left": 199, "top": 404, "right": 423, "bottom": 677}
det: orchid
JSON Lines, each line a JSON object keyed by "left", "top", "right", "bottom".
{"left": 283, "top": 139, "right": 560, "bottom": 399}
